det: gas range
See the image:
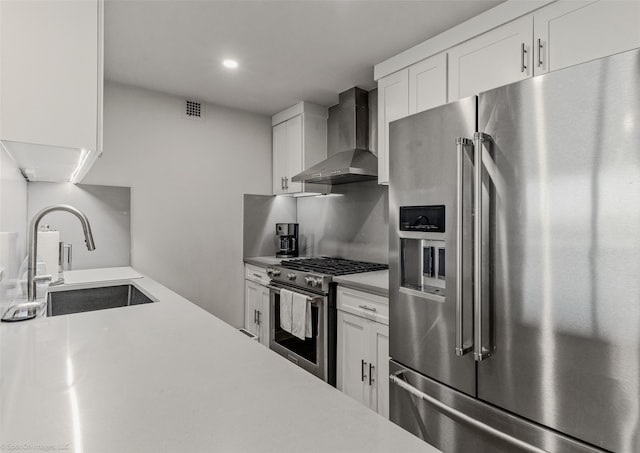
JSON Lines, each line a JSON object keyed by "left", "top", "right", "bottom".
{"left": 267, "top": 257, "right": 388, "bottom": 386}
{"left": 266, "top": 257, "right": 388, "bottom": 294}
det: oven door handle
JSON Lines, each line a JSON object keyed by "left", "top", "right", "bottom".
{"left": 267, "top": 284, "right": 323, "bottom": 305}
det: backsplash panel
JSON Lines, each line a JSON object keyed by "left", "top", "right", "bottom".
{"left": 0, "top": 145, "right": 28, "bottom": 308}
{"left": 28, "top": 182, "right": 131, "bottom": 269}
{"left": 297, "top": 180, "right": 388, "bottom": 264}
{"left": 243, "top": 194, "right": 297, "bottom": 258}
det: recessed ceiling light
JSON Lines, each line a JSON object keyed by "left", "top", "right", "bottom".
{"left": 223, "top": 59, "right": 238, "bottom": 69}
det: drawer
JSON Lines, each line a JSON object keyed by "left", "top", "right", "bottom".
{"left": 337, "top": 286, "right": 389, "bottom": 325}
{"left": 245, "top": 264, "right": 269, "bottom": 285}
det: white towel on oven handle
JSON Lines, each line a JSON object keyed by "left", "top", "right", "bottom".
{"left": 279, "top": 288, "right": 293, "bottom": 333}
{"left": 291, "top": 291, "right": 309, "bottom": 340}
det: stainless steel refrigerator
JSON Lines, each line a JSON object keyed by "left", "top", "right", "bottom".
{"left": 388, "top": 48, "right": 640, "bottom": 453}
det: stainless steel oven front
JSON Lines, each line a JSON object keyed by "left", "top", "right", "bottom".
{"left": 268, "top": 281, "right": 328, "bottom": 382}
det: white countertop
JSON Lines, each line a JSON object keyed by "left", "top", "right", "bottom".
{"left": 1, "top": 267, "right": 435, "bottom": 453}
{"left": 244, "top": 255, "right": 283, "bottom": 267}
{"left": 334, "top": 270, "right": 389, "bottom": 297}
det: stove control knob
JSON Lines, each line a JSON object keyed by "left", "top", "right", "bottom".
{"left": 266, "top": 267, "right": 274, "bottom": 276}
{"left": 313, "top": 278, "right": 322, "bottom": 288}
{"left": 287, "top": 273, "right": 296, "bottom": 281}
{"left": 304, "top": 276, "right": 314, "bottom": 286}
{"left": 271, "top": 268, "right": 281, "bottom": 277}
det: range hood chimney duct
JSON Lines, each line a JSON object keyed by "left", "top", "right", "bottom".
{"left": 338, "top": 87, "right": 369, "bottom": 154}
{"left": 291, "top": 87, "right": 378, "bottom": 185}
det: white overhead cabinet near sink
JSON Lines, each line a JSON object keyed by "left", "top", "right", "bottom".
{"left": 375, "top": 0, "right": 640, "bottom": 184}
{"left": 272, "top": 102, "right": 327, "bottom": 195}
{"left": 0, "top": 0, "right": 104, "bottom": 183}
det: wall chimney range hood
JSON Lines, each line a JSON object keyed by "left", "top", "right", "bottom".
{"left": 292, "top": 87, "right": 377, "bottom": 185}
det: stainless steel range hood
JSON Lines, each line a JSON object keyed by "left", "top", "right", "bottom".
{"left": 292, "top": 87, "right": 377, "bottom": 185}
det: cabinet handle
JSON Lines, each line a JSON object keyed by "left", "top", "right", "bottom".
{"left": 281, "top": 177, "right": 285, "bottom": 190}
{"left": 254, "top": 309, "right": 258, "bottom": 324}
{"left": 257, "top": 310, "right": 261, "bottom": 325}
{"left": 284, "top": 177, "right": 289, "bottom": 190}
{"left": 253, "top": 273, "right": 262, "bottom": 279}
{"left": 369, "top": 363, "right": 375, "bottom": 386}
{"left": 537, "top": 38, "right": 543, "bottom": 68}
{"left": 358, "top": 305, "right": 377, "bottom": 313}
{"left": 521, "top": 43, "right": 527, "bottom": 73}
{"left": 361, "top": 360, "right": 367, "bottom": 382}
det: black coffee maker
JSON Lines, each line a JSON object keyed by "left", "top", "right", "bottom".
{"left": 276, "top": 223, "right": 299, "bottom": 258}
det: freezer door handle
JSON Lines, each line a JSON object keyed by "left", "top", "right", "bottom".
{"left": 455, "top": 137, "right": 473, "bottom": 356}
{"left": 473, "top": 132, "right": 492, "bottom": 361}
{"left": 390, "top": 371, "right": 548, "bottom": 453}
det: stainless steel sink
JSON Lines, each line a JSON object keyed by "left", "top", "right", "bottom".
{"left": 47, "top": 284, "right": 155, "bottom": 317}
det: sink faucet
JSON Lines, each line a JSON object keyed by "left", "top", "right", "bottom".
{"left": 27, "top": 205, "right": 95, "bottom": 302}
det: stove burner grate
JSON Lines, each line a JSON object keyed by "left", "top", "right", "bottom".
{"left": 279, "top": 257, "right": 388, "bottom": 276}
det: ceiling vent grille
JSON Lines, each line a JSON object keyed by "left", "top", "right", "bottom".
{"left": 185, "top": 100, "right": 203, "bottom": 119}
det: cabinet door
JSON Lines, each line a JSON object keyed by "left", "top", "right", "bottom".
{"left": 258, "top": 284, "right": 271, "bottom": 347}
{"left": 244, "top": 280, "right": 260, "bottom": 338}
{"left": 337, "top": 310, "right": 368, "bottom": 405}
{"left": 408, "top": 53, "right": 448, "bottom": 115}
{"left": 377, "top": 69, "right": 409, "bottom": 185}
{"left": 448, "top": 15, "right": 533, "bottom": 101}
{"left": 286, "top": 115, "right": 303, "bottom": 194}
{"left": 366, "top": 322, "right": 389, "bottom": 418}
{"left": 533, "top": 0, "right": 640, "bottom": 75}
{"left": 0, "top": 0, "right": 99, "bottom": 151}
{"left": 272, "top": 122, "right": 288, "bottom": 195}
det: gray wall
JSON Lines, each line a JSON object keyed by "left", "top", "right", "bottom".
{"left": 27, "top": 182, "right": 131, "bottom": 269}
{"left": 84, "top": 82, "right": 272, "bottom": 328}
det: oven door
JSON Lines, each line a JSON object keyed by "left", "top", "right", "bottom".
{"left": 269, "top": 282, "right": 327, "bottom": 382}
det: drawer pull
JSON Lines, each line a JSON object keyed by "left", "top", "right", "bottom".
{"left": 253, "top": 273, "right": 263, "bottom": 279}
{"left": 358, "top": 305, "right": 377, "bottom": 312}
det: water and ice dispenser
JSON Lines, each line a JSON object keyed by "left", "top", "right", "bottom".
{"left": 399, "top": 205, "right": 446, "bottom": 301}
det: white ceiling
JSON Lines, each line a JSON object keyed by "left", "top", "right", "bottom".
{"left": 105, "top": 0, "right": 503, "bottom": 116}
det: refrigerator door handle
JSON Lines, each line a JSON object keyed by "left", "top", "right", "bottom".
{"left": 390, "top": 371, "right": 548, "bottom": 453}
{"left": 455, "top": 137, "right": 473, "bottom": 356}
{"left": 473, "top": 132, "right": 492, "bottom": 361}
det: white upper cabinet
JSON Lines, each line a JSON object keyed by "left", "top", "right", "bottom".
{"left": 533, "top": 0, "right": 640, "bottom": 75}
{"left": 408, "top": 52, "right": 448, "bottom": 115}
{"left": 272, "top": 102, "right": 327, "bottom": 195}
{"left": 448, "top": 15, "right": 533, "bottom": 101}
{"left": 0, "top": 0, "right": 104, "bottom": 183}
{"left": 377, "top": 52, "right": 447, "bottom": 185}
{"left": 377, "top": 69, "right": 409, "bottom": 185}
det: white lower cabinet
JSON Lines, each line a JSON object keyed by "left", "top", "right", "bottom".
{"left": 244, "top": 264, "right": 270, "bottom": 347}
{"left": 337, "top": 287, "right": 389, "bottom": 418}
